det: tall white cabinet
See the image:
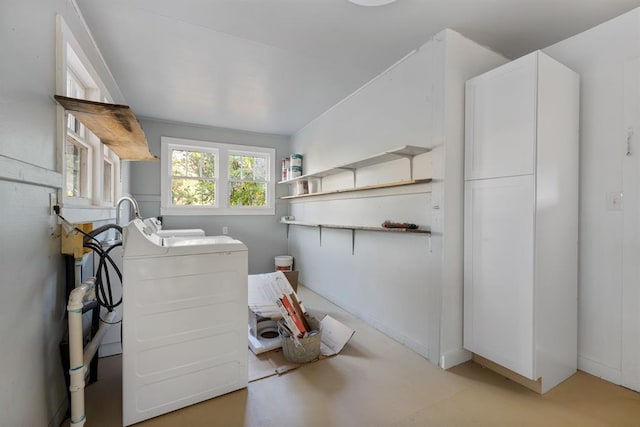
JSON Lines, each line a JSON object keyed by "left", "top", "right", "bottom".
{"left": 463, "top": 51, "right": 579, "bottom": 393}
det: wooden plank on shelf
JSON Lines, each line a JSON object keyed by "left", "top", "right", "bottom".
{"left": 280, "top": 220, "right": 431, "bottom": 235}
{"left": 280, "top": 178, "right": 432, "bottom": 199}
{"left": 54, "top": 95, "right": 158, "bottom": 161}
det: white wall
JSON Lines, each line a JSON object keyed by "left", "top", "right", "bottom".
{"left": 544, "top": 8, "right": 640, "bottom": 387}
{"left": 289, "top": 29, "right": 506, "bottom": 365}
{"left": 0, "top": 1, "right": 128, "bottom": 425}
{"left": 439, "top": 31, "right": 509, "bottom": 367}
{"left": 130, "top": 118, "right": 290, "bottom": 274}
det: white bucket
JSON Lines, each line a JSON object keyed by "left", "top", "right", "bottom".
{"left": 275, "top": 255, "right": 294, "bottom": 272}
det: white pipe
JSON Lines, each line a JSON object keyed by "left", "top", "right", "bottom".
{"left": 83, "top": 311, "right": 115, "bottom": 367}
{"left": 68, "top": 278, "right": 94, "bottom": 427}
{"left": 74, "top": 258, "right": 82, "bottom": 288}
{"left": 67, "top": 279, "right": 116, "bottom": 426}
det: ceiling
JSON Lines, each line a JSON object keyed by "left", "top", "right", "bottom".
{"left": 76, "top": 0, "right": 640, "bottom": 135}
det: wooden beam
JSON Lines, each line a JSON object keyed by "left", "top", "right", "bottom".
{"left": 54, "top": 95, "right": 158, "bottom": 161}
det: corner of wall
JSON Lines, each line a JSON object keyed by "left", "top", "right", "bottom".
{"left": 437, "top": 32, "right": 508, "bottom": 363}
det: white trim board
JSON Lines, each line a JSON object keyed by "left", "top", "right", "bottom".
{"left": 0, "top": 155, "right": 62, "bottom": 189}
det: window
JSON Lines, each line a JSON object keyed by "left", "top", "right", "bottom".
{"left": 65, "top": 67, "right": 92, "bottom": 200}
{"left": 170, "top": 147, "right": 218, "bottom": 206}
{"left": 65, "top": 135, "right": 90, "bottom": 198}
{"left": 56, "top": 16, "right": 121, "bottom": 212}
{"left": 228, "top": 152, "right": 269, "bottom": 207}
{"left": 161, "top": 137, "right": 275, "bottom": 215}
{"left": 103, "top": 145, "right": 114, "bottom": 203}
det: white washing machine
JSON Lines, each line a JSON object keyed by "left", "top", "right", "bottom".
{"left": 122, "top": 219, "right": 248, "bottom": 426}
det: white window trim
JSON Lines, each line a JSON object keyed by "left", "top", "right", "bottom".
{"left": 161, "top": 137, "right": 276, "bottom": 216}
{"left": 65, "top": 131, "right": 93, "bottom": 204}
{"left": 56, "top": 15, "right": 121, "bottom": 220}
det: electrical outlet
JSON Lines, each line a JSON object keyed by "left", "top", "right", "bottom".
{"left": 49, "top": 193, "right": 58, "bottom": 215}
{"left": 222, "top": 226, "right": 229, "bottom": 235}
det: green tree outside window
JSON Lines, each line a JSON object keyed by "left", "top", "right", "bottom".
{"left": 229, "top": 154, "right": 267, "bottom": 207}
{"left": 171, "top": 149, "right": 216, "bottom": 206}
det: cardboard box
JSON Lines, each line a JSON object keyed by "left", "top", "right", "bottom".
{"left": 248, "top": 312, "right": 355, "bottom": 382}
{"left": 247, "top": 271, "right": 355, "bottom": 360}
{"left": 283, "top": 270, "right": 299, "bottom": 292}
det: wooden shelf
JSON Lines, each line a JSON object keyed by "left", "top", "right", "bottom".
{"left": 281, "top": 220, "right": 431, "bottom": 235}
{"left": 54, "top": 95, "right": 158, "bottom": 161}
{"left": 280, "top": 178, "right": 432, "bottom": 199}
{"left": 278, "top": 145, "right": 430, "bottom": 185}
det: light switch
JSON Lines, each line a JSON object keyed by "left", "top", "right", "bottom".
{"left": 606, "top": 191, "right": 623, "bottom": 211}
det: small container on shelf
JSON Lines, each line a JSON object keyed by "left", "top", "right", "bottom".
{"left": 293, "top": 180, "right": 308, "bottom": 195}
{"left": 290, "top": 166, "right": 303, "bottom": 179}
{"left": 289, "top": 154, "right": 303, "bottom": 179}
{"left": 307, "top": 179, "right": 320, "bottom": 194}
{"left": 281, "top": 157, "right": 290, "bottom": 181}
{"left": 290, "top": 153, "right": 303, "bottom": 168}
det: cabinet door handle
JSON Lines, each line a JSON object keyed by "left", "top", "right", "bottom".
{"left": 627, "top": 127, "right": 634, "bottom": 156}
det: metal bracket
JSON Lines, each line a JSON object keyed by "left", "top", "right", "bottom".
{"left": 351, "top": 229, "right": 356, "bottom": 255}
{"left": 410, "top": 156, "right": 414, "bottom": 180}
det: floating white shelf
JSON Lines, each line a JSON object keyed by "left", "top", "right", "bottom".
{"left": 280, "top": 178, "right": 432, "bottom": 199}
{"left": 278, "top": 145, "right": 431, "bottom": 185}
{"left": 281, "top": 220, "right": 431, "bottom": 234}
{"left": 281, "top": 220, "right": 431, "bottom": 254}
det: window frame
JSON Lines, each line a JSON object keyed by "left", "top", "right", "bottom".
{"left": 56, "top": 16, "right": 122, "bottom": 217}
{"left": 161, "top": 137, "right": 276, "bottom": 216}
{"left": 65, "top": 131, "right": 92, "bottom": 200}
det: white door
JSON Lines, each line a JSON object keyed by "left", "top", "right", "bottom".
{"left": 465, "top": 52, "right": 537, "bottom": 181}
{"left": 621, "top": 58, "right": 640, "bottom": 392}
{"left": 464, "top": 175, "right": 535, "bottom": 379}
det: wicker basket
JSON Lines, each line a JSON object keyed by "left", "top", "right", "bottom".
{"left": 278, "top": 316, "right": 321, "bottom": 363}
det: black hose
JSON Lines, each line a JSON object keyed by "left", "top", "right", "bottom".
{"left": 58, "top": 215, "right": 124, "bottom": 314}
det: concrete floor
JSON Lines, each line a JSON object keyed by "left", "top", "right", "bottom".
{"left": 71, "top": 286, "right": 640, "bottom": 427}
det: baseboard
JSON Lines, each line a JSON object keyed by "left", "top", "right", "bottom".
{"left": 472, "top": 353, "right": 542, "bottom": 394}
{"left": 578, "top": 355, "right": 621, "bottom": 385}
{"left": 99, "top": 342, "right": 123, "bottom": 358}
{"left": 316, "top": 288, "right": 435, "bottom": 362}
{"left": 440, "top": 348, "right": 472, "bottom": 369}
{"left": 360, "top": 311, "right": 433, "bottom": 361}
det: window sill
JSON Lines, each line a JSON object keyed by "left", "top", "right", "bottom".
{"left": 60, "top": 205, "right": 116, "bottom": 223}
{"left": 160, "top": 206, "right": 275, "bottom": 216}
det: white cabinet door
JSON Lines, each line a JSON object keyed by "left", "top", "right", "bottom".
{"left": 464, "top": 175, "right": 535, "bottom": 379}
{"left": 465, "top": 53, "right": 538, "bottom": 181}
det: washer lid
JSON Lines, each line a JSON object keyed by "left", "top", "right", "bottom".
{"left": 163, "top": 235, "right": 246, "bottom": 252}
{"left": 123, "top": 219, "right": 247, "bottom": 258}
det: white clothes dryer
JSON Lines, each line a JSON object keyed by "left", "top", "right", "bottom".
{"left": 122, "top": 219, "right": 247, "bottom": 426}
